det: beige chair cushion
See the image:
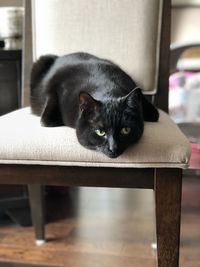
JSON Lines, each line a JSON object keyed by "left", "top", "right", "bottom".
{"left": 0, "top": 108, "right": 191, "bottom": 169}
{"left": 32, "top": 0, "right": 162, "bottom": 93}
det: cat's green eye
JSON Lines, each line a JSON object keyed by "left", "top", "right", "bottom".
{"left": 95, "top": 129, "right": 106, "bottom": 137}
{"left": 120, "top": 127, "right": 131, "bottom": 135}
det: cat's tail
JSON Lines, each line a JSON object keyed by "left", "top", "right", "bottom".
{"left": 30, "top": 55, "right": 58, "bottom": 116}
{"left": 30, "top": 54, "right": 58, "bottom": 90}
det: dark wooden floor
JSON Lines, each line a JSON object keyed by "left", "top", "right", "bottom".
{"left": 0, "top": 169, "right": 199, "bottom": 267}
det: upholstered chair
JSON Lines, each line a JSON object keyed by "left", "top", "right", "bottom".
{"left": 0, "top": 0, "right": 191, "bottom": 266}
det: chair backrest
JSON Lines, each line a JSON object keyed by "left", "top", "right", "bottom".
{"left": 31, "top": 0, "right": 171, "bottom": 111}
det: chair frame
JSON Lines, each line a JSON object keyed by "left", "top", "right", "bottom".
{"left": 0, "top": 1, "right": 183, "bottom": 266}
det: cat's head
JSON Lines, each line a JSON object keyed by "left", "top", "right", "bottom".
{"left": 76, "top": 88, "right": 159, "bottom": 158}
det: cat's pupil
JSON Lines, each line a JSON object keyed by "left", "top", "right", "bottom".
{"left": 95, "top": 129, "right": 106, "bottom": 137}
{"left": 120, "top": 127, "right": 131, "bottom": 135}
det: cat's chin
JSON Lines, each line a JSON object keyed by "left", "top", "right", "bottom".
{"left": 92, "top": 146, "right": 120, "bottom": 158}
{"left": 102, "top": 150, "right": 121, "bottom": 158}
{"left": 106, "top": 153, "right": 119, "bottom": 159}
{"left": 79, "top": 143, "right": 121, "bottom": 158}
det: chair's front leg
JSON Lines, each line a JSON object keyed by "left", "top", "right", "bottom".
{"left": 28, "top": 184, "right": 45, "bottom": 246}
{"left": 154, "top": 168, "right": 182, "bottom": 267}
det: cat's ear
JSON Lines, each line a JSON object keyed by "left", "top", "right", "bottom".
{"left": 125, "top": 87, "right": 159, "bottom": 122}
{"left": 79, "top": 92, "right": 101, "bottom": 112}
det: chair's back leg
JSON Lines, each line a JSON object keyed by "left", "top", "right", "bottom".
{"left": 154, "top": 168, "right": 182, "bottom": 267}
{"left": 28, "top": 184, "right": 45, "bottom": 245}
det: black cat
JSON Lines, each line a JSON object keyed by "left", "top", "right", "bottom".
{"left": 30, "top": 52, "right": 159, "bottom": 158}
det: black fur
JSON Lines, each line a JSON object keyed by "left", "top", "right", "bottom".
{"left": 30, "top": 52, "right": 159, "bottom": 158}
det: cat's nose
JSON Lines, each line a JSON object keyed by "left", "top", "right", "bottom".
{"left": 108, "top": 146, "right": 117, "bottom": 154}
{"left": 107, "top": 137, "right": 118, "bottom": 157}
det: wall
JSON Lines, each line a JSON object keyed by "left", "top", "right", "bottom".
{"left": 171, "top": 6, "right": 200, "bottom": 43}
{"left": 22, "top": 0, "right": 32, "bottom": 106}
{"left": 0, "top": 0, "right": 23, "bottom": 7}
{"left": 172, "top": 0, "right": 200, "bottom": 5}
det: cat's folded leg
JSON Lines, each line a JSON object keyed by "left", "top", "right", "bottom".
{"left": 41, "top": 96, "right": 64, "bottom": 127}
{"left": 125, "top": 87, "right": 159, "bottom": 122}
{"left": 141, "top": 94, "right": 159, "bottom": 122}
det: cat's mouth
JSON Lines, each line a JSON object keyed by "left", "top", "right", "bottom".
{"left": 83, "top": 143, "right": 121, "bottom": 158}
{"left": 107, "top": 153, "right": 119, "bottom": 158}
{"left": 103, "top": 149, "right": 120, "bottom": 158}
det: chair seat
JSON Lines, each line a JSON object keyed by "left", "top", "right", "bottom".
{"left": 0, "top": 108, "right": 191, "bottom": 169}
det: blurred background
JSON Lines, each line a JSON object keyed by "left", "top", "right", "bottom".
{"left": 170, "top": 0, "right": 200, "bottom": 172}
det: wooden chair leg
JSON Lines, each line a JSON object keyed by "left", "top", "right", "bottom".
{"left": 154, "top": 168, "right": 182, "bottom": 267}
{"left": 28, "top": 184, "right": 45, "bottom": 245}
